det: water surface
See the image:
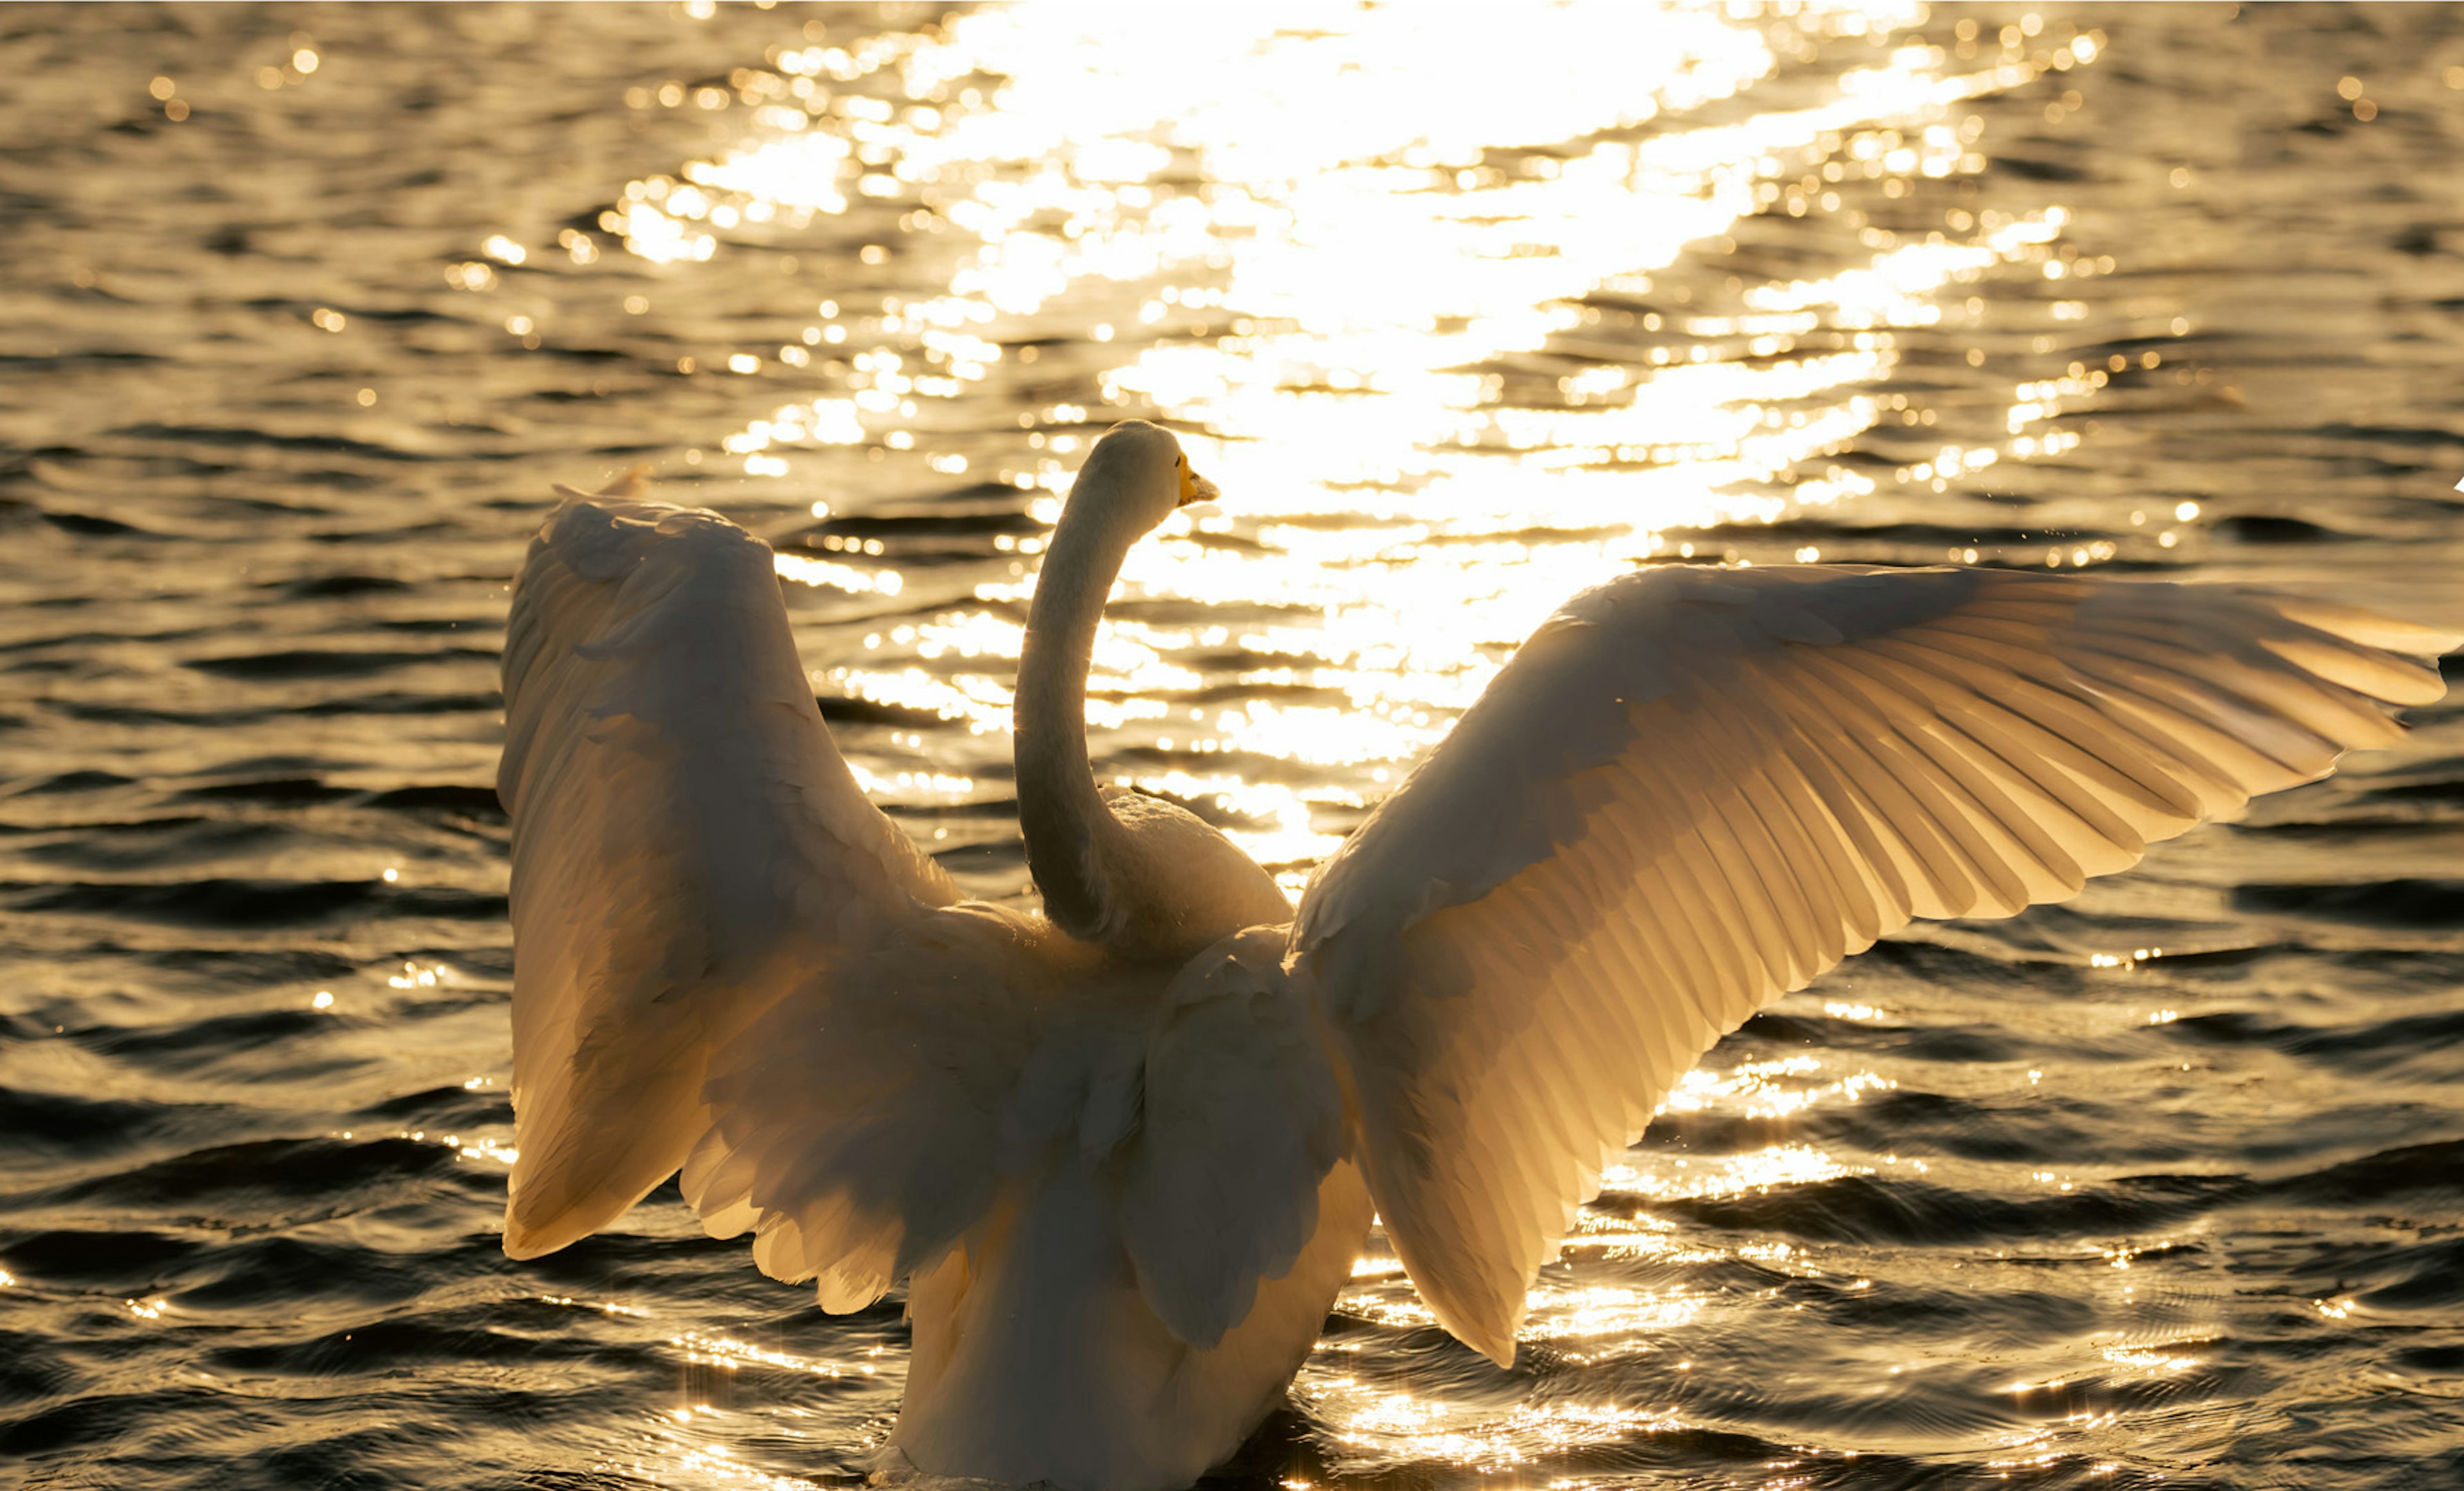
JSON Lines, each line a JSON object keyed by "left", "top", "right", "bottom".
{"left": 5, "top": 3, "right": 2464, "bottom": 1488}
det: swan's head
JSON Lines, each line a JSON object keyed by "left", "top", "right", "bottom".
{"left": 1068, "top": 421, "right": 1219, "bottom": 537}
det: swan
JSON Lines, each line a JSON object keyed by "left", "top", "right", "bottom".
{"left": 497, "top": 420, "right": 2456, "bottom": 1490}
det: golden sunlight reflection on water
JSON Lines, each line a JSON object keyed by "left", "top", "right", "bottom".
{"left": 585, "top": 0, "right": 2166, "bottom": 1468}
{"left": 17, "top": 2, "right": 2462, "bottom": 1483}
{"left": 612, "top": 0, "right": 2116, "bottom": 904}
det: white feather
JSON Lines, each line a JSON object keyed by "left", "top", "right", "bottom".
{"left": 499, "top": 487, "right": 954, "bottom": 1260}
{"left": 1290, "top": 564, "right": 2457, "bottom": 1364}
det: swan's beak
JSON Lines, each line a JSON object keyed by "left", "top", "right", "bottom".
{"left": 1178, "top": 468, "right": 1220, "bottom": 507}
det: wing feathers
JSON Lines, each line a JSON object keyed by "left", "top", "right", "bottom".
{"left": 500, "top": 488, "right": 960, "bottom": 1263}
{"left": 1296, "top": 564, "right": 2448, "bottom": 1363}
{"left": 1886, "top": 643, "right": 2160, "bottom": 859}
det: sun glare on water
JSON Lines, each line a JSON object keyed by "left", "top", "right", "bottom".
{"left": 595, "top": 1, "right": 2102, "bottom": 917}
{"left": 561, "top": 1, "right": 2164, "bottom": 1469}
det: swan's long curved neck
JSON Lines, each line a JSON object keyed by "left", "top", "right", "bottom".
{"left": 1014, "top": 494, "right": 1136, "bottom": 942}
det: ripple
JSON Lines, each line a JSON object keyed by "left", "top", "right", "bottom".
{"left": 0, "top": 1228, "right": 210, "bottom": 1288}
{"left": 2266, "top": 1139, "right": 2464, "bottom": 1209}
{"left": 2234, "top": 879, "right": 2464, "bottom": 929}
{"left": 53, "top": 1135, "right": 461, "bottom": 1208}
{"left": 182, "top": 648, "right": 497, "bottom": 681}
{"left": 37, "top": 509, "right": 150, "bottom": 537}
{"left": 0, "top": 1087, "right": 181, "bottom": 1167}
{"left": 1647, "top": 1171, "right": 2253, "bottom": 1248}
{"left": 361, "top": 785, "right": 505, "bottom": 820}
{"left": 4, "top": 3, "right": 2463, "bottom": 1487}
{"left": 5, "top": 878, "right": 507, "bottom": 928}
{"left": 9, "top": 770, "right": 135, "bottom": 796}
{"left": 110, "top": 422, "right": 440, "bottom": 461}
{"left": 175, "top": 777, "right": 357, "bottom": 804}
{"left": 203, "top": 1313, "right": 625, "bottom": 1376}
{"left": 272, "top": 574, "right": 414, "bottom": 599}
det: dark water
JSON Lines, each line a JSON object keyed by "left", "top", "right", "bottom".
{"left": 5, "top": 3, "right": 2464, "bottom": 1488}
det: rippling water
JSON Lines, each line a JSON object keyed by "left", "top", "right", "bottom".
{"left": 6, "top": 3, "right": 2464, "bottom": 1487}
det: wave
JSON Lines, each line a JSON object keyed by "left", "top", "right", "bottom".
{"left": 183, "top": 648, "right": 498, "bottom": 681}
{"left": 5, "top": 877, "right": 508, "bottom": 927}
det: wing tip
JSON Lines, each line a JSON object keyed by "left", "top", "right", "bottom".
{"left": 1421, "top": 1286, "right": 1523, "bottom": 1368}
{"left": 500, "top": 1216, "right": 563, "bottom": 1261}
{"left": 550, "top": 466, "right": 652, "bottom": 506}
{"left": 2264, "top": 596, "right": 2464, "bottom": 662}
{"left": 1457, "top": 1316, "right": 1519, "bottom": 1368}
{"left": 502, "top": 1175, "right": 635, "bottom": 1261}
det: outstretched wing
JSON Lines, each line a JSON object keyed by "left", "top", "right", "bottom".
{"left": 499, "top": 483, "right": 957, "bottom": 1259}
{"left": 1290, "top": 564, "right": 2456, "bottom": 1363}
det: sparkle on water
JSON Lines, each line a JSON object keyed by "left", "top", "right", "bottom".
{"left": 16, "top": 1, "right": 2464, "bottom": 1485}
{"left": 553, "top": 2, "right": 2143, "bottom": 907}
{"left": 511, "top": 3, "right": 2181, "bottom": 1475}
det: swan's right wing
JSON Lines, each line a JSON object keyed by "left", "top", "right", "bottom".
{"left": 499, "top": 487, "right": 957, "bottom": 1259}
{"left": 1291, "top": 564, "right": 2455, "bottom": 1364}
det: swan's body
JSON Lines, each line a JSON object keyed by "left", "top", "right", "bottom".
{"left": 499, "top": 423, "right": 2456, "bottom": 1490}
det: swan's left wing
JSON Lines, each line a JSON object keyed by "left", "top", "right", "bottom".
{"left": 1290, "top": 564, "right": 2455, "bottom": 1364}
{"left": 499, "top": 485, "right": 958, "bottom": 1259}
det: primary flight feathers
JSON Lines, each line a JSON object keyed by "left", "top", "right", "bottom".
{"left": 1291, "top": 563, "right": 2451, "bottom": 1360}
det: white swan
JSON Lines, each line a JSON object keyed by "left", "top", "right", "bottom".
{"left": 497, "top": 421, "right": 2455, "bottom": 1490}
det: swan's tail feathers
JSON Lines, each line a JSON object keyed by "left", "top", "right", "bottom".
{"left": 499, "top": 491, "right": 957, "bottom": 1260}
{"left": 1292, "top": 565, "right": 2451, "bottom": 1365}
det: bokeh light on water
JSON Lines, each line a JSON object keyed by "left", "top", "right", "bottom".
{"left": 4, "top": 3, "right": 2463, "bottom": 1487}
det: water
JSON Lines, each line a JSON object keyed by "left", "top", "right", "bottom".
{"left": 5, "top": 3, "right": 2463, "bottom": 1487}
